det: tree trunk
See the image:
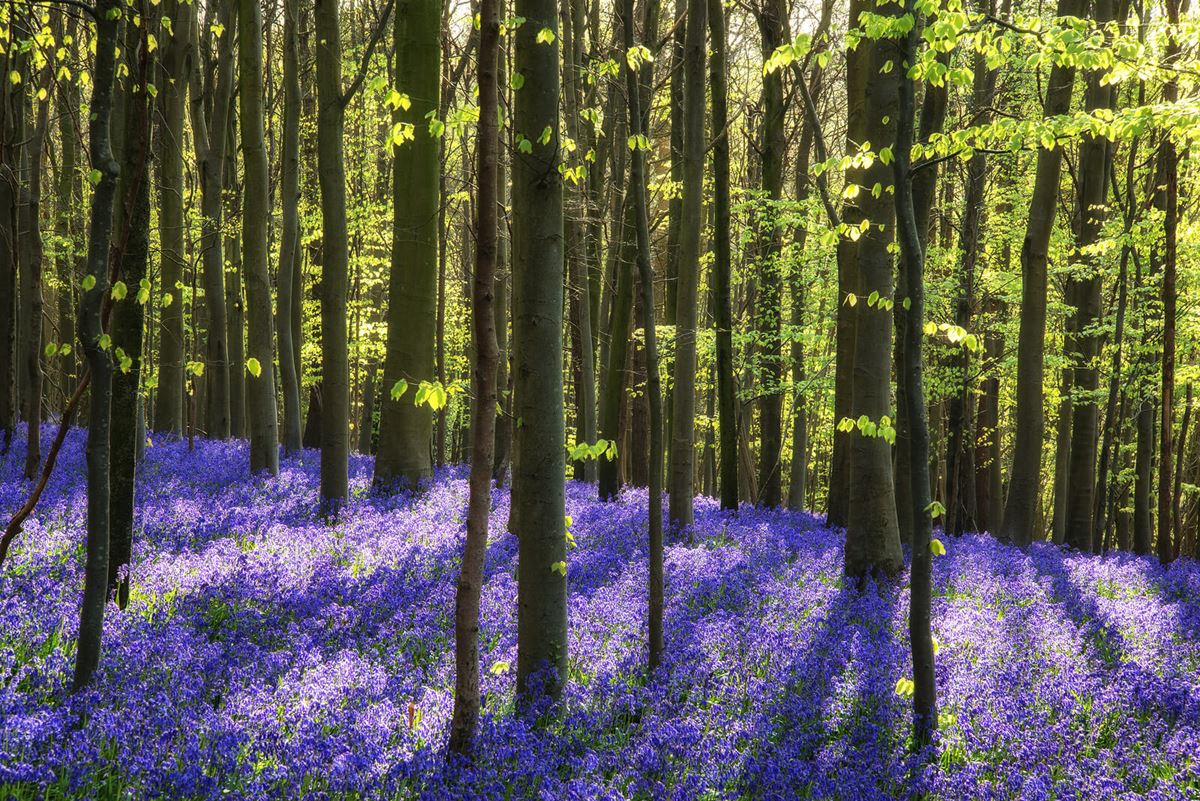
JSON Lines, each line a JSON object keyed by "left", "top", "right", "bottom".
{"left": 666, "top": 0, "right": 705, "bottom": 529}
{"left": 562, "top": 0, "right": 596, "bottom": 484}
{"left": 375, "top": 0, "right": 440, "bottom": 490}
{"left": 359, "top": 362, "right": 377, "bottom": 454}
{"left": 893, "top": 3, "right": 937, "bottom": 744}
{"left": 109, "top": 7, "right": 154, "bottom": 608}
{"left": 188, "top": 0, "right": 234, "bottom": 439}
{"left": 238, "top": 0, "right": 280, "bottom": 474}
{"left": 1157, "top": 0, "right": 1181, "bottom": 563}
{"left": 708, "top": 0, "right": 737, "bottom": 511}
{"left": 1133, "top": 398, "right": 1154, "bottom": 555}
{"left": 844, "top": 0, "right": 903, "bottom": 580}
{"left": 277, "top": 0, "right": 304, "bottom": 454}
{"left": 74, "top": 0, "right": 121, "bottom": 692}
{"left": 512, "top": 0, "right": 568, "bottom": 706}
{"left": 153, "top": 0, "right": 190, "bottom": 436}
{"left": 449, "top": 0, "right": 499, "bottom": 752}
{"left": 0, "top": 26, "right": 24, "bottom": 452}
{"left": 1000, "top": 0, "right": 1090, "bottom": 546}
{"left": 622, "top": 0, "right": 664, "bottom": 672}
{"left": 22, "top": 58, "right": 50, "bottom": 480}
{"left": 314, "top": 0, "right": 365, "bottom": 509}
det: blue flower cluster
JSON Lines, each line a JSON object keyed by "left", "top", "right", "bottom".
{"left": 1, "top": 430, "right": 1198, "bottom": 799}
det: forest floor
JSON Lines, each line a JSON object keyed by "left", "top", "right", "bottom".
{"left": 0, "top": 431, "right": 1198, "bottom": 800}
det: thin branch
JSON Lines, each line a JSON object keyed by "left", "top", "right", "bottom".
{"left": 340, "top": 0, "right": 396, "bottom": 108}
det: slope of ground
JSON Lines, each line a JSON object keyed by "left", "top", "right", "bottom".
{"left": 1, "top": 432, "right": 1198, "bottom": 799}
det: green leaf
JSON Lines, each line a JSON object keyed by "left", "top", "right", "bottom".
{"left": 245, "top": 357, "right": 262, "bottom": 378}
{"left": 509, "top": 72, "right": 525, "bottom": 90}
{"left": 87, "top": 168, "right": 102, "bottom": 186}
{"left": 82, "top": 274, "right": 96, "bottom": 291}
{"left": 489, "top": 660, "right": 511, "bottom": 675}
{"left": 537, "top": 125, "right": 552, "bottom": 145}
{"left": 390, "top": 378, "right": 409, "bottom": 401}
{"left": 550, "top": 560, "right": 567, "bottom": 576}
{"left": 44, "top": 342, "right": 58, "bottom": 358}
{"left": 111, "top": 280, "right": 128, "bottom": 300}
{"left": 98, "top": 334, "right": 112, "bottom": 350}
{"left": 535, "top": 26, "right": 555, "bottom": 44}
{"left": 929, "top": 538, "right": 946, "bottom": 556}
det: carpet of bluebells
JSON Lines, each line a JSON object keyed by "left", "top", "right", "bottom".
{"left": 1, "top": 430, "right": 1199, "bottom": 800}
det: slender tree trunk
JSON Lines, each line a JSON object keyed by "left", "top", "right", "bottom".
{"left": 1133, "top": 398, "right": 1154, "bottom": 555}
{"left": 109, "top": 6, "right": 154, "bottom": 607}
{"left": 562, "top": 0, "right": 596, "bottom": 484}
{"left": 22, "top": 60, "right": 50, "bottom": 480}
{"left": 449, "top": 0, "right": 499, "bottom": 752}
{"left": 666, "top": 0, "right": 705, "bottom": 529}
{"left": 0, "top": 25, "right": 24, "bottom": 452}
{"left": 944, "top": 0, "right": 1003, "bottom": 532}
{"left": 277, "top": 0, "right": 304, "bottom": 454}
{"left": 74, "top": 0, "right": 121, "bottom": 692}
{"left": 238, "top": 0, "right": 280, "bottom": 474}
{"left": 188, "top": 0, "right": 234, "bottom": 439}
{"left": 1000, "top": 0, "right": 1090, "bottom": 546}
{"left": 621, "top": 0, "right": 663, "bottom": 672}
{"left": 1172, "top": 383, "right": 1191, "bottom": 559}
{"left": 894, "top": 3, "right": 937, "bottom": 745}
{"left": 54, "top": 11, "right": 81, "bottom": 412}
{"left": 314, "top": 0, "right": 368, "bottom": 508}
{"left": 375, "top": 0, "right": 440, "bottom": 490}
{"left": 226, "top": 118, "right": 246, "bottom": 439}
{"left": 1157, "top": 0, "right": 1181, "bottom": 563}
{"left": 708, "top": 0, "right": 736, "bottom": 511}
{"left": 359, "top": 362, "right": 377, "bottom": 453}
{"left": 1094, "top": 246, "right": 1129, "bottom": 550}
{"left": 663, "top": 0, "right": 684, "bottom": 326}
{"left": 153, "top": 0, "right": 190, "bottom": 436}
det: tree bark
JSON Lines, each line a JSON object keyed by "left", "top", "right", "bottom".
{"left": 278, "top": 0, "right": 304, "bottom": 454}
{"left": 843, "top": 0, "right": 903, "bottom": 580}
{"left": 708, "top": 0, "right": 737, "bottom": 512}
{"left": 153, "top": 0, "right": 191, "bottom": 436}
{"left": 622, "top": 0, "right": 664, "bottom": 673}
{"left": 238, "top": 0, "right": 280, "bottom": 474}
{"left": 752, "top": 0, "right": 787, "bottom": 508}
{"left": 109, "top": 6, "right": 155, "bottom": 608}
{"left": 188, "top": 0, "right": 234, "bottom": 439}
{"left": 375, "top": 0, "right": 440, "bottom": 490}
{"left": 894, "top": 1, "right": 937, "bottom": 745}
{"left": 449, "top": 0, "right": 499, "bottom": 752}
{"left": 1000, "top": 0, "right": 1090, "bottom": 546}
{"left": 1064, "top": 0, "right": 1116, "bottom": 551}
{"left": 74, "top": 0, "right": 121, "bottom": 692}
{"left": 666, "top": 0, "right": 706, "bottom": 529}
{"left": 511, "top": 0, "right": 568, "bottom": 705}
